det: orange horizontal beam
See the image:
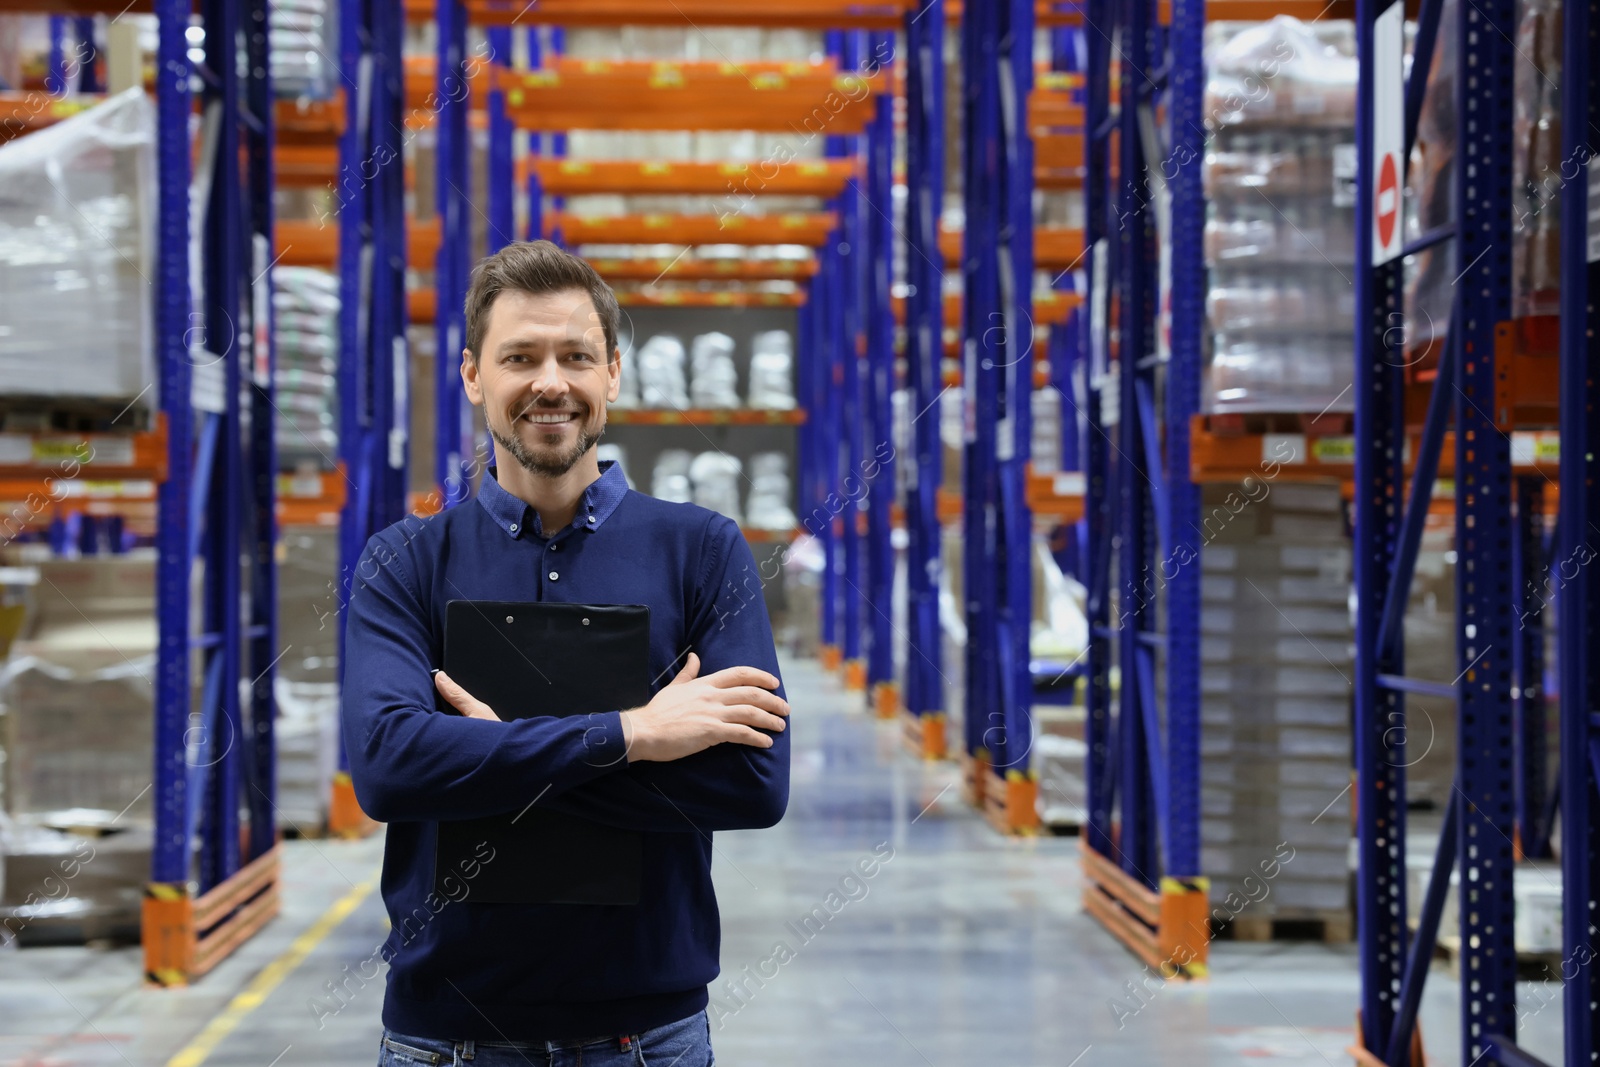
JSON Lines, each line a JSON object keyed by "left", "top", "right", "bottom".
{"left": 409, "top": 287, "right": 436, "bottom": 325}
{"left": 1035, "top": 134, "right": 1085, "bottom": 188}
{"left": 275, "top": 92, "right": 346, "bottom": 145}
{"left": 496, "top": 65, "right": 884, "bottom": 134}
{"left": 1159, "top": 0, "right": 1354, "bottom": 21}
{"left": 608, "top": 408, "right": 806, "bottom": 426}
{"left": 0, "top": 423, "right": 167, "bottom": 485}
{"left": 277, "top": 470, "right": 348, "bottom": 526}
{"left": 553, "top": 212, "right": 836, "bottom": 248}
{"left": 277, "top": 218, "right": 439, "bottom": 271}
{"left": 938, "top": 226, "right": 1085, "bottom": 272}
{"left": 275, "top": 144, "right": 339, "bottom": 187}
{"left": 524, "top": 158, "right": 857, "bottom": 198}
{"left": 588, "top": 257, "right": 818, "bottom": 282}
{"left": 613, "top": 289, "right": 807, "bottom": 309}
{"left": 403, "top": 0, "right": 916, "bottom": 27}
{"left": 892, "top": 291, "right": 1081, "bottom": 328}
{"left": 1028, "top": 89, "right": 1084, "bottom": 130}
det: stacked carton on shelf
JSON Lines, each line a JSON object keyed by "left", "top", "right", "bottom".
{"left": 1199, "top": 483, "right": 1354, "bottom": 930}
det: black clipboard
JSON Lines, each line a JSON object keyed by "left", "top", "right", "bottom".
{"left": 435, "top": 600, "right": 651, "bottom": 905}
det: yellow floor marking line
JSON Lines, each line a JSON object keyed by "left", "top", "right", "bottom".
{"left": 166, "top": 875, "right": 379, "bottom": 1067}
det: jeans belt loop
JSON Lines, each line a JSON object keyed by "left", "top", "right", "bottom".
{"left": 459, "top": 1039, "right": 474, "bottom": 1061}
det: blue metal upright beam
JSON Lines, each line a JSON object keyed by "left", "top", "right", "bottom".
{"left": 435, "top": 0, "right": 473, "bottom": 505}
{"left": 334, "top": 0, "right": 410, "bottom": 796}
{"left": 1352, "top": 0, "right": 1415, "bottom": 1052}
{"left": 1080, "top": 0, "right": 1114, "bottom": 863}
{"left": 1558, "top": 4, "right": 1600, "bottom": 1067}
{"left": 152, "top": 0, "right": 196, "bottom": 888}
{"left": 839, "top": 32, "right": 866, "bottom": 681}
{"left": 903, "top": 0, "right": 946, "bottom": 744}
{"left": 863, "top": 31, "right": 897, "bottom": 705}
{"left": 486, "top": 26, "right": 515, "bottom": 253}
{"left": 1449, "top": 1, "right": 1519, "bottom": 1057}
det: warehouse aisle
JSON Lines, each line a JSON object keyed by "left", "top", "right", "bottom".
{"left": 0, "top": 654, "right": 1562, "bottom": 1067}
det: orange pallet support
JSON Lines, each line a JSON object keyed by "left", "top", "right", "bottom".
{"left": 872, "top": 680, "right": 899, "bottom": 720}
{"left": 892, "top": 289, "right": 1080, "bottom": 327}
{"left": 1158, "top": 0, "right": 1353, "bottom": 20}
{"left": 1081, "top": 847, "right": 1211, "bottom": 979}
{"left": 276, "top": 469, "right": 348, "bottom": 526}
{"left": 983, "top": 769, "right": 1041, "bottom": 835}
{"left": 524, "top": 158, "right": 857, "bottom": 198}
{"left": 552, "top": 212, "right": 837, "bottom": 248}
{"left": 328, "top": 772, "right": 380, "bottom": 839}
{"left": 142, "top": 844, "right": 282, "bottom": 986}
{"left": 901, "top": 709, "right": 948, "bottom": 760}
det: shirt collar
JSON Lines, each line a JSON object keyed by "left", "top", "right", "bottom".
{"left": 476, "top": 460, "right": 629, "bottom": 540}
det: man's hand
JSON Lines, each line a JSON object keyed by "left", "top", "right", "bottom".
{"left": 434, "top": 670, "right": 502, "bottom": 721}
{"left": 619, "top": 653, "right": 788, "bottom": 763}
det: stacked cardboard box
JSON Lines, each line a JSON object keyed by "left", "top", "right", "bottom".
{"left": 1199, "top": 483, "right": 1354, "bottom": 923}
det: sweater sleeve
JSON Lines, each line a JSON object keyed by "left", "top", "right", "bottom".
{"left": 340, "top": 530, "right": 629, "bottom": 823}
{"left": 541, "top": 514, "right": 791, "bottom": 833}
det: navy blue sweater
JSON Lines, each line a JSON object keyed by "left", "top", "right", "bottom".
{"left": 341, "top": 462, "right": 789, "bottom": 1040}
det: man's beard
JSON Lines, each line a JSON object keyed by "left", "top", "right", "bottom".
{"left": 491, "top": 403, "right": 604, "bottom": 478}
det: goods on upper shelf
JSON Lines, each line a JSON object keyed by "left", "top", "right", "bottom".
{"left": 1403, "top": 0, "right": 1456, "bottom": 350}
{"left": 651, "top": 448, "right": 693, "bottom": 503}
{"left": 270, "top": 0, "right": 337, "bottom": 99}
{"left": 1513, "top": 0, "right": 1561, "bottom": 319}
{"left": 689, "top": 331, "right": 741, "bottom": 408}
{"left": 745, "top": 452, "right": 797, "bottom": 531}
{"left": 273, "top": 267, "right": 340, "bottom": 468}
{"left": 689, "top": 451, "right": 744, "bottom": 525}
{"left": 0, "top": 89, "right": 153, "bottom": 402}
{"left": 635, "top": 334, "right": 691, "bottom": 409}
{"left": 747, "top": 329, "right": 797, "bottom": 410}
{"left": 1202, "top": 17, "right": 1357, "bottom": 415}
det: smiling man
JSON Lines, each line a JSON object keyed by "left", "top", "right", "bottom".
{"left": 341, "top": 240, "right": 790, "bottom": 1067}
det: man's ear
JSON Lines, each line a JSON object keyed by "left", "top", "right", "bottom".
{"left": 606, "top": 346, "right": 621, "bottom": 403}
{"left": 461, "top": 348, "right": 483, "bottom": 405}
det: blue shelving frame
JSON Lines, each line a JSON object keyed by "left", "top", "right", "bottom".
{"left": 957, "top": 0, "right": 1035, "bottom": 803}
{"left": 332, "top": 0, "right": 410, "bottom": 817}
{"left": 1077, "top": 0, "right": 1207, "bottom": 971}
{"left": 863, "top": 30, "right": 897, "bottom": 711}
{"left": 1351, "top": 1, "right": 1599, "bottom": 1064}
{"left": 902, "top": 0, "right": 946, "bottom": 751}
{"left": 435, "top": 0, "right": 475, "bottom": 506}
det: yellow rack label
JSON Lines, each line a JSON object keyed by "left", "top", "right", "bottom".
{"left": 1311, "top": 437, "right": 1356, "bottom": 463}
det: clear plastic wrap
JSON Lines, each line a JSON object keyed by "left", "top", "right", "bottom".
{"left": 1201, "top": 19, "right": 1357, "bottom": 415}
{"left": 1512, "top": 0, "right": 1562, "bottom": 319}
{"left": 745, "top": 451, "right": 796, "bottom": 530}
{"left": 0, "top": 88, "right": 153, "bottom": 401}
{"left": 635, "top": 334, "right": 690, "bottom": 409}
{"left": 746, "top": 329, "right": 796, "bottom": 409}
{"left": 651, "top": 448, "right": 693, "bottom": 503}
{"left": 688, "top": 331, "right": 741, "bottom": 408}
{"left": 688, "top": 451, "right": 743, "bottom": 525}
{"left": 272, "top": 266, "right": 339, "bottom": 466}
{"left": 1402, "top": 0, "right": 1458, "bottom": 349}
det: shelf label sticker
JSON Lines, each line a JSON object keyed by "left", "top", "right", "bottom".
{"left": 1053, "top": 471, "right": 1085, "bottom": 497}
{"left": 1373, "top": 2, "right": 1405, "bottom": 265}
{"left": 1511, "top": 431, "right": 1560, "bottom": 466}
{"left": 1311, "top": 437, "right": 1356, "bottom": 464}
{"left": 1332, "top": 143, "right": 1357, "bottom": 208}
{"left": 0, "top": 434, "right": 30, "bottom": 465}
{"left": 1263, "top": 434, "right": 1306, "bottom": 466}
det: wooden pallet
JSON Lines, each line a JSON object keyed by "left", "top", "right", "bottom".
{"left": 1201, "top": 410, "right": 1354, "bottom": 437}
{"left": 1216, "top": 908, "right": 1352, "bottom": 943}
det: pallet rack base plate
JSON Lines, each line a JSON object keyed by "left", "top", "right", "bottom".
{"left": 899, "top": 710, "right": 947, "bottom": 760}
{"left": 871, "top": 680, "right": 899, "bottom": 719}
{"left": 142, "top": 844, "right": 282, "bottom": 986}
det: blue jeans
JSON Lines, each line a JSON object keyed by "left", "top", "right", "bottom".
{"left": 377, "top": 1012, "right": 713, "bottom": 1067}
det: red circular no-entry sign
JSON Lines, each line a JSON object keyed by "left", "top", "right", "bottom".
{"left": 1376, "top": 152, "right": 1399, "bottom": 251}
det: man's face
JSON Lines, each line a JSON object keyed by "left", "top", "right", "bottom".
{"left": 462, "top": 287, "right": 621, "bottom": 478}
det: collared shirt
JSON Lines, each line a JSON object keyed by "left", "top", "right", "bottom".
{"left": 475, "top": 460, "right": 630, "bottom": 540}
{"left": 340, "top": 462, "right": 789, "bottom": 1042}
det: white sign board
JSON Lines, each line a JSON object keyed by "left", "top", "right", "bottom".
{"left": 1372, "top": 2, "right": 1405, "bottom": 265}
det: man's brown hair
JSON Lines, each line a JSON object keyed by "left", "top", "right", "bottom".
{"left": 463, "top": 240, "right": 621, "bottom": 363}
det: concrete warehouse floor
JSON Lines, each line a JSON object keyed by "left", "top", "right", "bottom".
{"left": 0, "top": 657, "right": 1567, "bottom": 1066}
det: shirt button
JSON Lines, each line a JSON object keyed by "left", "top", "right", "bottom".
{"left": 548, "top": 571, "right": 559, "bottom": 581}
{"left": 587, "top": 515, "right": 596, "bottom": 525}
{"left": 550, "top": 542, "right": 560, "bottom": 552}
{"left": 509, "top": 523, "right": 518, "bottom": 533}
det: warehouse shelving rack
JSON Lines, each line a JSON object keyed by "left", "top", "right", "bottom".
{"left": 1348, "top": 0, "right": 1599, "bottom": 1065}
{"left": 1072, "top": 0, "right": 1211, "bottom": 975}
{"left": 328, "top": 0, "right": 412, "bottom": 839}
{"left": 431, "top": 6, "right": 902, "bottom": 694}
